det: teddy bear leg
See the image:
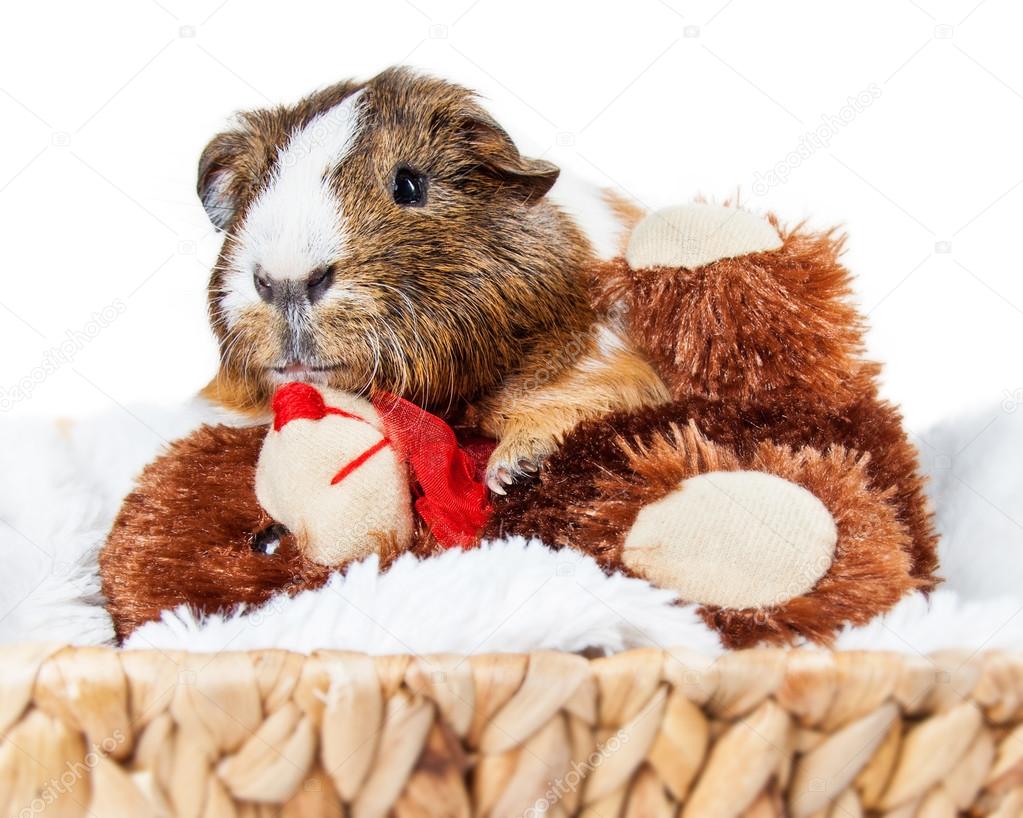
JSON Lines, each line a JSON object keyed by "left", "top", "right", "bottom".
{"left": 621, "top": 470, "right": 838, "bottom": 611}
{"left": 571, "top": 423, "right": 922, "bottom": 647}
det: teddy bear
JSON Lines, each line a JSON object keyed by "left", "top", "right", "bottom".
{"left": 100, "top": 202, "right": 938, "bottom": 648}
{"left": 484, "top": 203, "right": 938, "bottom": 646}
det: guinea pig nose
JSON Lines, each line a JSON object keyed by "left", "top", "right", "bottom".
{"left": 253, "top": 269, "right": 275, "bottom": 303}
{"left": 306, "top": 267, "right": 333, "bottom": 304}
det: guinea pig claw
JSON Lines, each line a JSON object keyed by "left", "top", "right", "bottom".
{"left": 487, "top": 464, "right": 523, "bottom": 495}
{"left": 486, "top": 440, "right": 552, "bottom": 495}
{"left": 487, "top": 471, "right": 509, "bottom": 495}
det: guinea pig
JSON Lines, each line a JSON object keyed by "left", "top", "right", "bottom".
{"left": 196, "top": 66, "right": 668, "bottom": 491}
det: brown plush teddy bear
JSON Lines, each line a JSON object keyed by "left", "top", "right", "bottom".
{"left": 485, "top": 203, "right": 938, "bottom": 647}
{"left": 101, "top": 203, "right": 938, "bottom": 648}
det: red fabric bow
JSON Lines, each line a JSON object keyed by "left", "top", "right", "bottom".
{"left": 372, "top": 391, "right": 492, "bottom": 549}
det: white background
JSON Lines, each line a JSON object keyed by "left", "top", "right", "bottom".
{"left": 1, "top": 0, "right": 1021, "bottom": 432}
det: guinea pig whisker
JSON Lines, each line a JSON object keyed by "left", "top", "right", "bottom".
{"left": 445, "top": 349, "right": 457, "bottom": 418}
{"left": 225, "top": 328, "right": 254, "bottom": 379}
{"left": 381, "top": 327, "right": 404, "bottom": 398}
{"left": 365, "top": 281, "right": 430, "bottom": 399}
{"left": 239, "top": 342, "right": 257, "bottom": 402}
{"left": 362, "top": 324, "right": 383, "bottom": 398}
{"left": 373, "top": 283, "right": 421, "bottom": 329}
{"left": 393, "top": 325, "right": 416, "bottom": 400}
{"left": 219, "top": 325, "right": 247, "bottom": 372}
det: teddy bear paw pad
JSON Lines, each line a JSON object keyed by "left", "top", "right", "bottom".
{"left": 621, "top": 470, "right": 837, "bottom": 608}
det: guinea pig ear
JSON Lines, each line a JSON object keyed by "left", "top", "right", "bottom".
{"left": 459, "top": 112, "right": 559, "bottom": 203}
{"left": 197, "top": 130, "right": 248, "bottom": 231}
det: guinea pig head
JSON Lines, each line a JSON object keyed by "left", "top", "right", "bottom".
{"left": 199, "top": 66, "right": 593, "bottom": 413}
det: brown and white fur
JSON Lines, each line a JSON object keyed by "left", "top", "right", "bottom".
{"left": 197, "top": 67, "right": 667, "bottom": 491}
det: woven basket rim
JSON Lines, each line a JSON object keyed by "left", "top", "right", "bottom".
{"left": 5, "top": 644, "right": 1023, "bottom": 817}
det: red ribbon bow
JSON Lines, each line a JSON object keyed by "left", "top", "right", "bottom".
{"left": 371, "top": 391, "right": 492, "bottom": 549}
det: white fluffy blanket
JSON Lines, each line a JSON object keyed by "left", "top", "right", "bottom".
{"left": 1, "top": 400, "right": 1021, "bottom": 655}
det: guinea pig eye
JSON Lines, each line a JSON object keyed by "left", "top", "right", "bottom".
{"left": 392, "top": 167, "right": 426, "bottom": 207}
{"left": 251, "top": 523, "right": 288, "bottom": 556}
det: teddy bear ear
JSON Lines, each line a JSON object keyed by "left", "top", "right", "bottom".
{"left": 626, "top": 204, "right": 782, "bottom": 270}
{"left": 458, "top": 111, "right": 559, "bottom": 203}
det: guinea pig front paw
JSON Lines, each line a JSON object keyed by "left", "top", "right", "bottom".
{"left": 485, "top": 435, "right": 556, "bottom": 495}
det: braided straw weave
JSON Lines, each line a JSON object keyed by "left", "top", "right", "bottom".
{"left": 3, "top": 645, "right": 1023, "bottom": 817}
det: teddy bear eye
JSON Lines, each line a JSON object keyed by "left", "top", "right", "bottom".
{"left": 251, "top": 523, "right": 288, "bottom": 556}
{"left": 392, "top": 167, "right": 426, "bottom": 206}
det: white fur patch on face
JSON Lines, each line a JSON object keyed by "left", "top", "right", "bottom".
{"left": 221, "top": 89, "right": 366, "bottom": 323}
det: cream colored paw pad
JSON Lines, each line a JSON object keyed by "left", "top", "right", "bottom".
{"left": 621, "top": 470, "right": 837, "bottom": 608}
{"left": 626, "top": 203, "right": 783, "bottom": 271}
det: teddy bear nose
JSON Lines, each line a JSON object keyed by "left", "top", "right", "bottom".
{"left": 253, "top": 267, "right": 334, "bottom": 305}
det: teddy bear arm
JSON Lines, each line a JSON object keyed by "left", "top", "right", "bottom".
{"left": 611, "top": 204, "right": 867, "bottom": 409}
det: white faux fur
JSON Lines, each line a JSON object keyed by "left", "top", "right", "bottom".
{"left": 833, "top": 589, "right": 1023, "bottom": 653}
{"left": 2, "top": 400, "right": 1022, "bottom": 656}
{"left": 0, "top": 417, "right": 111, "bottom": 645}
{"left": 124, "top": 541, "right": 1023, "bottom": 657}
{"left": 126, "top": 549, "right": 1023, "bottom": 657}
{"left": 918, "top": 406, "right": 1023, "bottom": 601}
{"left": 0, "top": 397, "right": 246, "bottom": 646}
{"left": 126, "top": 538, "right": 724, "bottom": 656}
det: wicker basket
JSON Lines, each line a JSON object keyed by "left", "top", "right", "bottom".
{"left": 3, "top": 645, "right": 1022, "bottom": 817}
